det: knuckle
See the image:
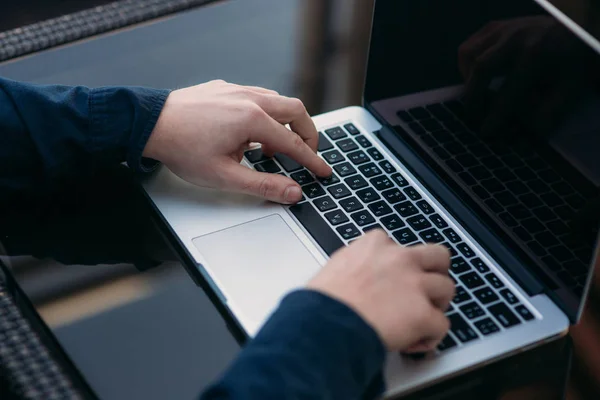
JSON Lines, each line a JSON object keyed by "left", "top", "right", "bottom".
{"left": 289, "top": 97, "right": 307, "bottom": 114}
{"left": 291, "top": 133, "right": 306, "bottom": 149}
{"left": 243, "top": 103, "right": 266, "bottom": 122}
{"left": 257, "top": 176, "right": 276, "bottom": 199}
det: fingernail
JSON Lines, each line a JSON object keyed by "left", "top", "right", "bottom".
{"left": 284, "top": 186, "right": 302, "bottom": 203}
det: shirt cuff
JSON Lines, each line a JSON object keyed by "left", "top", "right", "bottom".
{"left": 256, "top": 289, "right": 387, "bottom": 398}
{"left": 89, "top": 86, "right": 171, "bottom": 173}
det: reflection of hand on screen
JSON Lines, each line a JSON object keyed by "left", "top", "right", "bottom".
{"left": 458, "top": 16, "right": 593, "bottom": 140}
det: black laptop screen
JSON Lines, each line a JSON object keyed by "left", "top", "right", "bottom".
{"left": 365, "top": 0, "right": 600, "bottom": 319}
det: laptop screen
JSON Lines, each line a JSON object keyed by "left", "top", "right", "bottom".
{"left": 365, "top": 0, "right": 600, "bottom": 319}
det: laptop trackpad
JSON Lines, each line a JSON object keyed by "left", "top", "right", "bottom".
{"left": 192, "top": 214, "right": 322, "bottom": 335}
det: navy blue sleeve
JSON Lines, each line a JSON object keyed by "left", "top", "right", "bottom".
{"left": 201, "top": 290, "right": 387, "bottom": 400}
{"left": 0, "top": 76, "right": 170, "bottom": 204}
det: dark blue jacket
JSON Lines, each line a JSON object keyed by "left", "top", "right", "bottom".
{"left": 0, "top": 77, "right": 386, "bottom": 399}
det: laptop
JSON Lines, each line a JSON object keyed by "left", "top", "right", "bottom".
{"left": 141, "top": 0, "right": 600, "bottom": 396}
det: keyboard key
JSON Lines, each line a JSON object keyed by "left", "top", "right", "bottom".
{"left": 431, "top": 130, "right": 453, "bottom": 144}
{"left": 437, "top": 335, "right": 457, "bottom": 351}
{"left": 444, "top": 141, "right": 466, "bottom": 156}
{"left": 368, "top": 200, "right": 393, "bottom": 217}
{"left": 322, "top": 150, "right": 345, "bottom": 165}
{"left": 351, "top": 210, "right": 376, "bottom": 227}
{"left": 325, "top": 126, "right": 347, "bottom": 140}
{"left": 408, "top": 106, "right": 430, "bottom": 120}
{"left": 291, "top": 170, "right": 314, "bottom": 185}
{"left": 433, "top": 146, "right": 451, "bottom": 160}
{"left": 515, "top": 305, "right": 534, "bottom": 321}
{"left": 407, "top": 215, "right": 432, "bottom": 231}
{"left": 355, "top": 135, "right": 372, "bottom": 148}
{"left": 393, "top": 228, "right": 418, "bottom": 245}
{"left": 494, "top": 168, "right": 517, "bottom": 182}
{"left": 460, "top": 301, "right": 486, "bottom": 319}
{"left": 382, "top": 188, "right": 406, "bottom": 204}
{"left": 255, "top": 160, "right": 281, "bottom": 173}
{"left": 500, "top": 288, "right": 518, "bottom": 305}
{"left": 459, "top": 171, "right": 476, "bottom": 186}
{"left": 529, "top": 179, "right": 551, "bottom": 194}
{"left": 442, "top": 228, "right": 461, "bottom": 243}
{"left": 426, "top": 103, "right": 454, "bottom": 121}
{"left": 448, "top": 313, "right": 478, "bottom": 343}
{"left": 356, "top": 188, "right": 381, "bottom": 203}
{"left": 514, "top": 167, "right": 536, "bottom": 181}
{"left": 396, "top": 110, "right": 414, "bottom": 123}
{"left": 359, "top": 163, "right": 382, "bottom": 178}
{"left": 446, "top": 159, "right": 463, "bottom": 173}
{"left": 328, "top": 183, "right": 352, "bottom": 199}
{"left": 408, "top": 121, "right": 426, "bottom": 135}
{"left": 339, "top": 197, "right": 363, "bottom": 213}
{"left": 379, "top": 160, "right": 396, "bottom": 174}
{"left": 303, "top": 183, "right": 325, "bottom": 199}
{"left": 348, "top": 150, "right": 370, "bottom": 165}
{"left": 532, "top": 207, "right": 558, "bottom": 223}
{"left": 481, "top": 178, "right": 504, "bottom": 193}
{"left": 451, "top": 257, "right": 471, "bottom": 274}
{"left": 324, "top": 209, "right": 349, "bottom": 225}
{"left": 472, "top": 185, "right": 490, "bottom": 200}
{"left": 363, "top": 223, "right": 383, "bottom": 233}
{"left": 404, "top": 186, "right": 422, "bottom": 201}
{"left": 344, "top": 123, "right": 360, "bottom": 135}
{"left": 521, "top": 218, "right": 545, "bottom": 233}
{"left": 318, "top": 173, "right": 340, "bottom": 186}
{"left": 367, "top": 147, "right": 384, "bottom": 161}
{"left": 318, "top": 132, "right": 334, "bottom": 152}
{"left": 457, "top": 243, "right": 475, "bottom": 258}
{"left": 313, "top": 196, "right": 337, "bottom": 212}
{"left": 391, "top": 173, "right": 409, "bottom": 187}
{"left": 474, "top": 318, "right": 500, "bottom": 336}
{"left": 468, "top": 166, "right": 492, "bottom": 180}
{"left": 416, "top": 200, "right": 434, "bottom": 215}
{"left": 480, "top": 156, "right": 503, "bottom": 170}
{"left": 244, "top": 148, "right": 267, "bottom": 163}
{"left": 289, "top": 202, "right": 344, "bottom": 256}
{"left": 395, "top": 201, "right": 419, "bottom": 217}
{"left": 370, "top": 176, "right": 394, "bottom": 191}
{"left": 274, "top": 153, "right": 302, "bottom": 172}
{"left": 474, "top": 287, "right": 499, "bottom": 304}
{"left": 496, "top": 191, "right": 518, "bottom": 207}
{"left": 338, "top": 176, "right": 364, "bottom": 191}
{"left": 441, "top": 242, "right": 458, "bottom": 257}
{"left": 430, "top": 213, "right": 448, "bottom": 229}
{"left": 337, "top": 223, "right": 361, "bottom": 240}
{"left": 456, "top": 154, "right": 478, "bottom": 168}
{"left": 334, "top": 162, "right": 357, "bottom": 177}
{"left": 471, "top": 258, "right": 489, "bottom": 273}
{"left": 499, "top": 212, "right": 518, "bottom": 227}
{"left": 459, "top": 272, "right": 485, "bottom": 289}
{"left": 381, "top": 214, "right": 405, "bottom": 230}
{"left": 485, "top": 273, "right": 504, "bottom": 288}
{"left": 420, "top": 118, "right": 443, "bottom": 132}
{"left": 488, "top": 303, "right": 520, "bottom": 328}
{"left": 420, "top": 228, "right": 444, "bottom": 243}
{"left": 337, "top": 138, "right": 359, "bottom": 153}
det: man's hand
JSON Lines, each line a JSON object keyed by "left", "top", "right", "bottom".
{"left": 308, "top": 230, "right": 454, "bottom": 353}
{"left": 143, "top": 80, "right": 332, "bottom": 204}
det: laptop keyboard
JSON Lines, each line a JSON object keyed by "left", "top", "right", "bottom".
{"left": 396, "top": 100, "right": 592, "bottom": 297}
{"left": 244, "top": 122, "right": 535, "bottom": 353}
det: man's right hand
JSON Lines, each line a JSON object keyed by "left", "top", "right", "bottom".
{"left": 307, "top": 230, "right": 454, "bottom": 353}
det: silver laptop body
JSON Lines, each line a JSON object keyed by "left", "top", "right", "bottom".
{"left": 141, "top": 0, "right": 600, "bottom": 397}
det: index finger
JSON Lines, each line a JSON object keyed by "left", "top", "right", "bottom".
{"left": 255, "top": 94, "right": 320, "bottom": 153}
{"left": 250, "top": 116, "right": 332, "bottom": 177}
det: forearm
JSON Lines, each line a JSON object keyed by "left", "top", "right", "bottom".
{"left": 201, "top": 290, "right": 386, "bottom": 400}
{"left": 0, "top": 77, "right": 169, "bottom": 204}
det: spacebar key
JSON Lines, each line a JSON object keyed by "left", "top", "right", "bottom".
{"left": 289, "top": 202, "right": 345, "bottom": 256}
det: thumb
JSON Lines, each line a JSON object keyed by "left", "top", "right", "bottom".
{"left": 221, "top": 162, "right": 303, "bottom": 204}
